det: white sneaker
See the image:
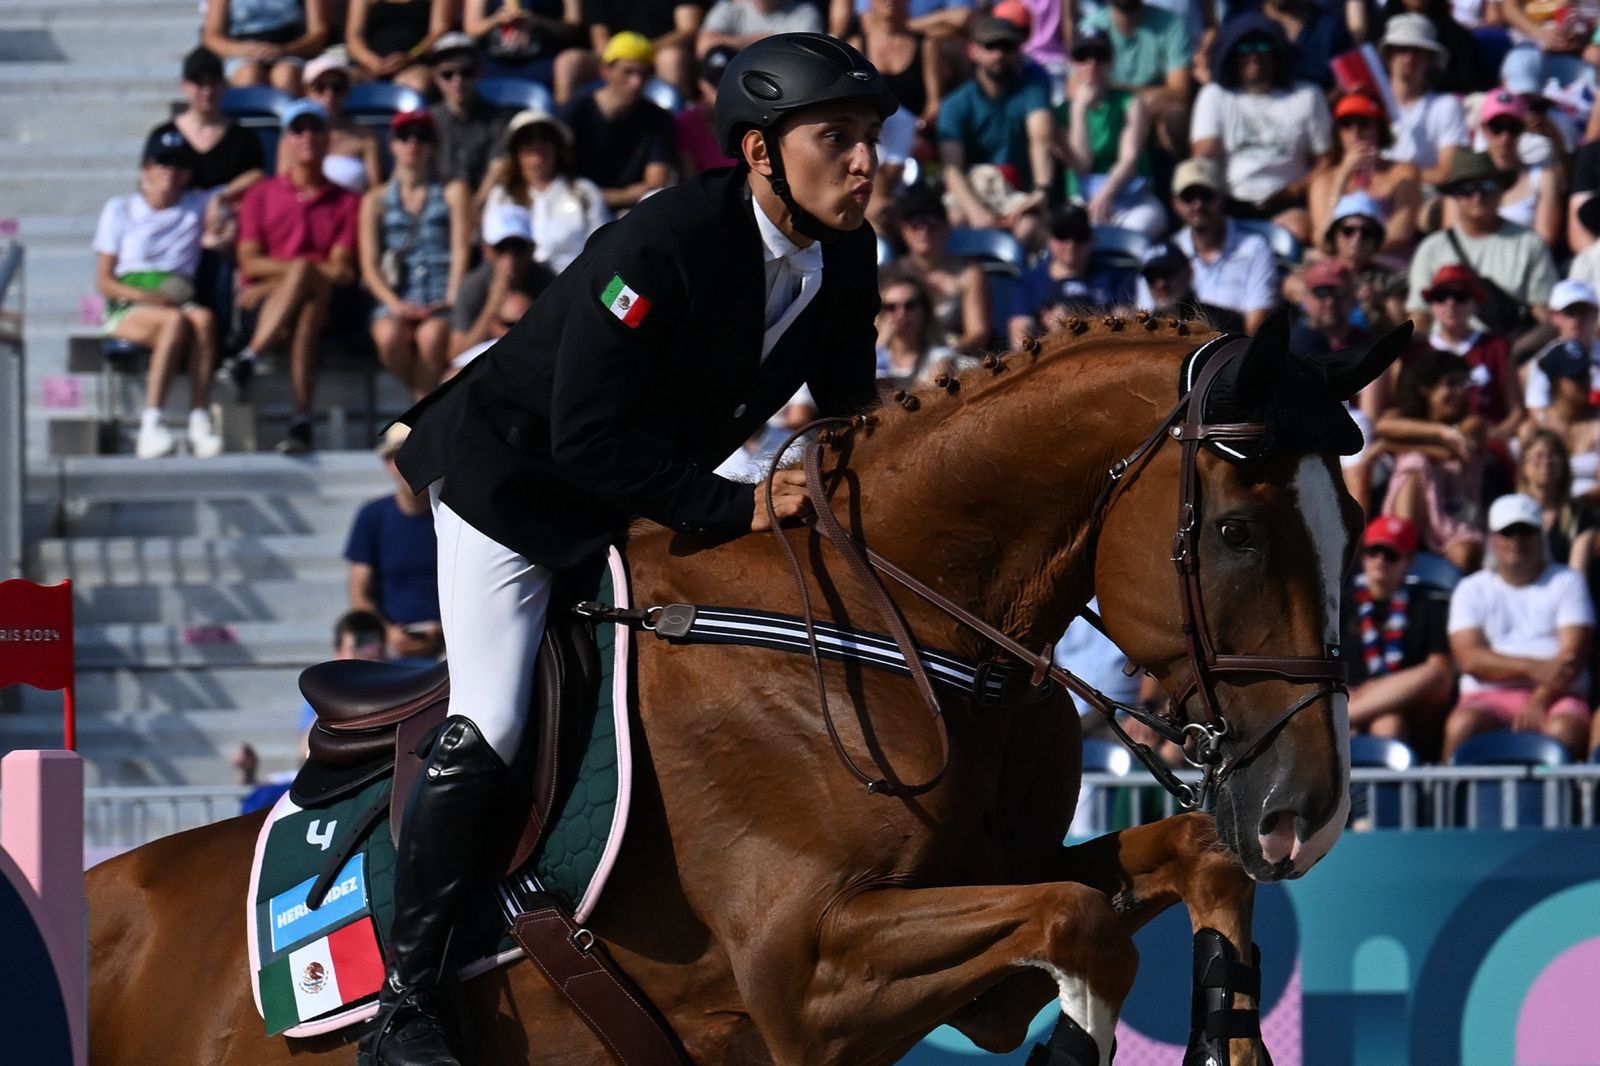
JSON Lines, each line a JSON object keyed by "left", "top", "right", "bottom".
{"left": 188, "top": 411, "right": 224, "bottom": 458}
{"left": 135, "top": 420, "right": 177, "bottom": 459}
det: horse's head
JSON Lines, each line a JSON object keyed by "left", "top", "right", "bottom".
{"left": 1095, "top": 311, "right": 1409, "bottom": 882}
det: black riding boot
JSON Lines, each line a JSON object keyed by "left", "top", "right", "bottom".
{"left": 358, "top": 717, "right": 510, "bottom": 1066}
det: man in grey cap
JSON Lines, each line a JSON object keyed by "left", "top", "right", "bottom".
{"left": 427, "top": 33, "right": 512, "bottom": 190}
{"left": 1159, "top": 156, "right": 1278, "bottom": 332}
{"left": 936, "top": 15, "right": 1055, "bottom": 229}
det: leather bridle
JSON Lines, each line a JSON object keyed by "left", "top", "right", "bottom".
{"left": 766, "top": 336, "right": 1348, "bottom": 808}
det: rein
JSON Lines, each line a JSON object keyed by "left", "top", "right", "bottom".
{"left": 756, "top": 336, "right": 1346, "bottom": 807}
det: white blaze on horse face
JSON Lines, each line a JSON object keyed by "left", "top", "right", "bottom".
{"left": 1020, "top": 959, "right": 1115, "bottom": 1066}
{"left": 1285, "top": 456, "right": 1351, "bottom": 874}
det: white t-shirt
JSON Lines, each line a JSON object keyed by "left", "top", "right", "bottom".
{"left": 1448, "top": 563, "right": 1595, "bottom": 693}
{"left": 1136, "top": 221, "right": 1278, "bottom": 316}
{"left": 484, "top": 177, "right": 610, "bottom": 276}
{"left": 1385, "top": 93, "right": 1468, "bottom": 173}
{"left": 92, "top": 190, "right": 209, "bottom": 276}
{"left": 1189, "top": 81, "right": 1332, "bottom": 204}
{"left": 1522, "top": 337, "right": 1600, "bottom": 409}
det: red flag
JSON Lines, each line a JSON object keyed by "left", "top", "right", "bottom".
{"left": 0, "top": 580, "right": 74, "bottom": 692}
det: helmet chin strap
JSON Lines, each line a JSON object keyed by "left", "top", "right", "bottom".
{"left": 764, "top": 135, "right": 851, "bottom": 244}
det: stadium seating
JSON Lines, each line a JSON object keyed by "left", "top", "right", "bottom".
{"left": 1349, "top": 735, "right": 1415, "bottom": 827}
{"left": 1450, "top": 733, "right": 1570, "bottom": 829}
{"left": 947, "top": 227, "right": 1026, "bottom": 342}
{"left": 220, "top": 86, "right": 291, "bottom": 176}
{"left": 475, "top": 77, "right": 556, "bottom": 114}
{"left": 1232, "top": 218, "right": 1303, "bottom": 271}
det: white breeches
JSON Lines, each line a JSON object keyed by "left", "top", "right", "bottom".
{"left": 431, "top": 487, "right": 553, "bottom": 764}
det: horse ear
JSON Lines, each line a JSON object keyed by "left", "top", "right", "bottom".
{"left": 1319, "top": 320, "right": 1414, "bottom": 401}
{"left": 1235, "top": 305, "right": 1293, "bottom": 404}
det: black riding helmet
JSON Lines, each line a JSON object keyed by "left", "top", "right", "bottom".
{"left": 715, "top": 33, "right": 898, "bottom": 242}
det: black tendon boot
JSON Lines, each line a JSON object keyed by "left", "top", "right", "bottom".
{"left": 1183, "top": 928, "right": 1269, "bottom": 1066}
{"left": 358, "top": 717, "right": 511, "bottom": 1066}
{"left": 1025, "top": 1011, "right": 1107, "bottom": 1066}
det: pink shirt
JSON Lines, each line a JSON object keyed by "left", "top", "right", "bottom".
{"left": 237, "top": 173, "right": 359, "bottom": 279}
{"left": 675, "top": 107, "right": 737, "bottom": 175}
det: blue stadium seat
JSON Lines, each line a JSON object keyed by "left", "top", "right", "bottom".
{"left": 643, "top": 78, "right": 683, "bottom": 113}
{"left": 475, "top": 77, "right": 555, "bottom": 114}
{"left": 876, "top": 236, "right": 895, "bottom": 267}
{"left": 102, "top": 337, "right": 150, "bottom": 367}
{"left": 1089, "top": 226, "right": 1149, "bottom": 274}
{"left": 220, "top": 86, "right": 291, "bottom": 176}
{"left": 1450, "top": 732, "right": 1570, "bottom": 829}
{"left": 1349, "top": 735, "right": 1415, "bottom": 828}
{"left": 1081, "top": 739, "right": 1132, "bottom": 776}
{"left": 946, "top": 227, "right": 1027, "bottom": 275}
{"left": 345, "top": 82, "right": 427, "bottom": 124}
{"left": 1232, "top": 217, "right": 1303, "bottom": 269}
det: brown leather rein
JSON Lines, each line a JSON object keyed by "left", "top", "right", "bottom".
{"left": 764, "top": 336, "right": 1348, "bottom": 808}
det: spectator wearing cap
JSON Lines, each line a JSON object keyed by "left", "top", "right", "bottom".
{"left": 582, "top": 0, "right": 707, "bottom": 101}
{"left": 1308, "top": 92, "right": 1422, "bottom": 254}
{"left": 358, "top": 110, "right": 471, "bottom": 399}
{"left": 1341, "top": 515, "right": 1455, "bottom": 746}
{"left": 280, "top": 49, "right": 382, "bottom": 194}
{"left": 699, "top": 0, "right": 823, "bottom": 55}
{"left": 936, "top": 16, "right": 1055, "bottom": 230}
{"left": 451, "top": 203, "right": 555, "bottom": 356}
{"left": 1525, "top": 280, "right": 1600, "bottom": 410}
{"left": 559, "top": 32, "right": 677, "bottom": 210}
{"left": 1292, "top": 259, "right": 1367, "bottom": 356}
{"left": 1378, "top": 348, "right": 1488, "bottom": 573}
{"left": 1307, "top": 192, "right": 1408, "bottom": 336}
{"left": 201, "top": 0, "right": 329, "bottom": 94}
{"left": 1405, "top": 150, "right": 1558, "bottom": 355}
{"left": 93, "top": 130, "right": 226, "bottom": 460}
{"left": 1007, "top": 204, "right": 1135, "bottom": 347}
{"left": 1380, "top": 13, "right": 1467, "bottom": 187}
{"left": 428, "top": 34, "right": 514, "bottom": 193}
{"left": 894, "top": 184, "right": 991, "bottom": 352}
{"left": 483, "top": 109, "right": 611, "bottom": 272}
{"left": 1414, "top": 263, "right": 1521, "bottom": 437}
{"left": 346, "top": 424, "right": 445, "bottom": 661}
{"left": 1234, "top": 0, "right": 1352, "bottom": 90}
{"left": 1371, "top": 0, "right": 1494, "bottom": 95}
{"left": 1445, "top": 491, "right": 1595, "bottom": 760}
{"left": 1135, "top": 241, "right": 1246, "bottom": 333}
{"left": 1522, "top": 342, "right": 1600, "bottom": 501}
{"left": 1467, "top": 89, "right": 1567, "bottom": 250}
{"left": 1190, "top": 13, "right": 1332, "bottom": 242}
{"left": 232, "top": 98, "right": 361, "bottom": 453}
{"left": 1162, "top": 156, "right": 1279, "bottom": 333}
{"left": 345, "top": 0, "right": 454, "bottom": 93}
{"left": 849, "top": 0, "right": 945, "bottom": 131}
{"left": 1057, "top": 33, "right": 1165, "bottom": 238}
{"left": 677, "top": 44, "right": 742, "bottom": 177}
{"left": 463, "top": 0, "right": 587, "bottom": 101}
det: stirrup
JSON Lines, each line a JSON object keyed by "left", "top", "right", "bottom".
{"left": 358, "top": 976, "right": 457, "bottom": 1066}
{"left": 1183, "top": 928, "right": 1268, "bottom": 1066}
{"left": 1026, "top": 1010, "right": 1108, "bottom": 1066}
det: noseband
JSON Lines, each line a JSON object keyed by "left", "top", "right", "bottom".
{"left": 762, "top": 335, "right": 1346, "bottom": 808}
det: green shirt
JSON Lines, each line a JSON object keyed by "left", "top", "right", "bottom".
{"left": 1084, "top": 5, "right": 1188, "bottom": 90}
{"left": 1055, "top": 90, "right": 1149, "bottom": 200}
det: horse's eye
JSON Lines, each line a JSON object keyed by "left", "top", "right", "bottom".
{"left": 1219, "top": 520, "right": 1251, "bottom": 549}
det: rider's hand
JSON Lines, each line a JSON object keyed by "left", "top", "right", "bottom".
{"left": 750, "top": 468, "right": 810, "bottom": 532}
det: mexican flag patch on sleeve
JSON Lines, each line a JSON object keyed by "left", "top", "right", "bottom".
{"left": 601, "top": 274, "right": 651, "bottom": 328}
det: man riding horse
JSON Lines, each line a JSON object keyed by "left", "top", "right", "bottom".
{"left": 369, "top": 33, "right": 898, "bottom": 1065}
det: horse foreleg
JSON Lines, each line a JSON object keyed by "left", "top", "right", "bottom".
{"left": 756, "top": 882, "right": 1137, "bottom": 1066}
{"left": 1050, "top": 811, "right": 1269, "bottom": 1066}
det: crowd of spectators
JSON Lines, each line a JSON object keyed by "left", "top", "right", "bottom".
{"left": 93, "top": 0, "right": 1600, "bottom": 767}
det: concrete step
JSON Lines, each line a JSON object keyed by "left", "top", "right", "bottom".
{"left": 4, "top": 0, "right": 197, "bottom": 17}
{"left": 37, "top": 491, "right": 381, "bottom": 540}
{"left": 29, "top": 451, "right": 394, "bottom": 502}
{"left": 17, "top": 662, "right": 305, "bottom": 713}
{"left": 70, "top": 579, "right": 350, "bottom": 625}
{"left": 1, "top": 707, "right": 305, "bottom": 786}
{"left": 32, "top": 531, "right": 349, "bottom": 586}
{"left": 75, "top": 619, "right": 335, "bottom": 669}
{"left": 0, "top": 170, "right": 150, "bottom": 219}
{"left": 0, "top": 90, "right": 176, "bottom": 143}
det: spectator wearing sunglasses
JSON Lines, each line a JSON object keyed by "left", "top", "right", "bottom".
{"left": 1412, "top": 264, "right": 1521, "bottom": 439}
{"left": 1190, "top": 14, "right": 1332, "bottom": 243}
{"left": 231, "top": 98, "right": 361, "bottom": 453}
{"left": 873, "top": 266, "right": 957, "bottom": 393}
{"left": 1340, "top": 515, "right": 1455, "bottom": 748}
{"left": 358, "top": 110, "right": 471, "bottom": 400}
{"left": 451, "top": 203, "right": 555, "bottom": 357}
{"left": 1160, "top": 156, "right": 1279, "bottom": 333}
{"left": 277, "top": 49, "right": 382, "bottom": 194}
{"left": 1445, "top": 492, "right": 1595, "bottom": 760}
{"left": 1079, "top": 0, "right": 1191, "bottom": 154}
{"left": 1379, "top": 14, "right": 1467, "bottom": 187}
{"left": 1306, "top": 193, "right": 1408, "bottom": 337}
{"left": 1308, "top": 93, "right": 1422, "bottom": 255}
{"left": 1057, "top": 33, "right": 1165, "bottom": 238}
{"left": 428, "top": 34, "right": 514, "bottom": 192}
{"left": 937, "top": 16, "right": 1055, "bottom": 230}
{"left": 1404, "top": 150, "right": 1558, "bottom": 354}
{"left": 1461, "top": 89, "right": 1567, "bottom": 251}
{"left": 1233, "top": 0, "right": 1352, "bottom": 90}
{"left": 1007, "top": 204, "right": 1134, "bottom": 348}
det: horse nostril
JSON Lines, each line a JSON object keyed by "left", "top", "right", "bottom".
{"left": 1257, "top": 809, "right": 1299, "bottom": 865}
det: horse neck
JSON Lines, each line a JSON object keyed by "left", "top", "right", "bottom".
{"left": 842, "top": 334, "right": 1188, "bottom": 652}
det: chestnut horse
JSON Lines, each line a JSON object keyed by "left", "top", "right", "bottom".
{"left": 88, "top": 311, "right": 1402, "bottom": 1065}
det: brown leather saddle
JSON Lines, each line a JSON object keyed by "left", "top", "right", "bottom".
{"left": 290, "top": 601, "right": 602, "bottom": 875}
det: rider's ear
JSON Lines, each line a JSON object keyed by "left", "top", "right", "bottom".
{"left": 1234, "top": 305, "right": 1292, "bottom": 406}
{"left": 742, "top": 128, "right": 773, "bottom": 175}
{"left": 1318, "top": 319, "right": 1414, "bottom": 402}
